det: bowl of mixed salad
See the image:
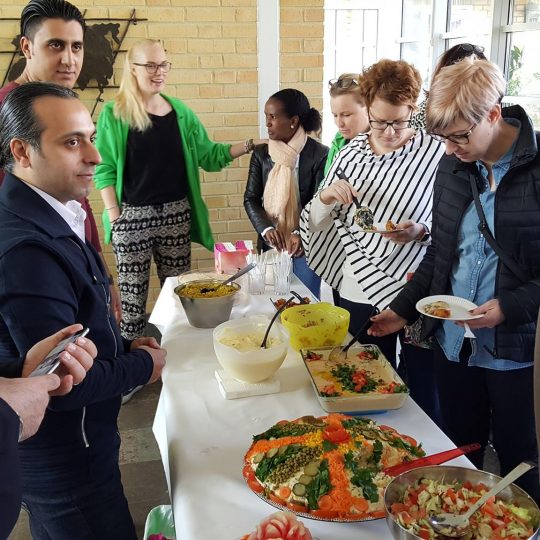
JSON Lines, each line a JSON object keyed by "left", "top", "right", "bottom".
{"left": 384, "top": 465, "right": 540, "bottom": 539}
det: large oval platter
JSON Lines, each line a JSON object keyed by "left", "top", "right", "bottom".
{"left": 242, "top": 414, "right": 424, "bottom": 522}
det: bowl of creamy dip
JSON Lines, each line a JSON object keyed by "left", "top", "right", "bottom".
{"left": 212, "top": 316, "right": 289, "bottom": 383}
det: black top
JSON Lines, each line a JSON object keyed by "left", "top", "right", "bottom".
{"left": 0, "top": 398, "right": 21, "bottom": 540}
{"left": 243, "top": 137, "right": 329, "bottom": 251}
{"left": 123, "top": 109, "right": 187, "bottom": 205}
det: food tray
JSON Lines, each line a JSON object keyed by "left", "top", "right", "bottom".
{"left": 300, "top": 345, "right": 409, "bottom": 413}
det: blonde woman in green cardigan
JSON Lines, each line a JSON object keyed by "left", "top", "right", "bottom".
{"left": 324, "top": 73, "right": 369, "bottom": 175}
{"left": 94, "top": 39, "right": 264, "bottom": 339}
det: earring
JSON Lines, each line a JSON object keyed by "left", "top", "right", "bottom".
{"left": 290, "top": 125, "right": 294, "bottom": 129}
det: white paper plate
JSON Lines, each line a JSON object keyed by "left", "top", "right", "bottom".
{"left": 416, "top": 295, "right": 484, "bottom": 321}
{"left": 352, "top": 222, "right": 404, "bottom": 234}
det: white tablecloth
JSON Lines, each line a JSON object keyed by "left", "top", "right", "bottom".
{"left": 151, "top": 277, "right": 472, "bottom": 540}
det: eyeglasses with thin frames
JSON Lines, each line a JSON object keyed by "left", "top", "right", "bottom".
{"left": 429, "top": 124, "right": 477, "bottom": 145}
{"left": 132, "top": 62, "right": 172, "bottom": 74}
{"left": 328, "top": 77, "right": 359, "bottom": 90}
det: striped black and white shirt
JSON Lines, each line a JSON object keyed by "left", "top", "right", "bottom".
{"left": 300, "top": 130, "right": 444, "bottom": 310}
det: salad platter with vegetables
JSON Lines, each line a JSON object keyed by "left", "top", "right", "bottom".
{"left": 300, "top": 345, "right": 409, "bottom": 413}
{"left": 242, "top": 414, "right": 425, "bottom": 522}
{"left": 385, "top": 465, "right": 540, "bottom": 540}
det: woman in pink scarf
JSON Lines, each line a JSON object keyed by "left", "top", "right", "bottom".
{"left": 244, "top": 89, "right": 328, "bottom": 297}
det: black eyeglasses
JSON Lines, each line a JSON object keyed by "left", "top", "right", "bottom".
{"left": 132, "top": 62, "right": 172, "bottom": 74}
{"left": 368, "top": 115, "right": 412, "bottom": 131}
{"left": 328, "top": 77, "right": 359, "bottom": 90}
{"left": 429, "top": 124, "right": 477, "bottom": 145}
{"left": 457, "top": 43, "right": 485, "bottom": 55}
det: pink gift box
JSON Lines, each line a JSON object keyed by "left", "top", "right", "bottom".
{"left": 214, "top": 240, "right": 255, "bottom": 274}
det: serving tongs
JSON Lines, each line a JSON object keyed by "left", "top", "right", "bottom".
{"left": 382, "top": 443, "right": 481, "bottom": 477}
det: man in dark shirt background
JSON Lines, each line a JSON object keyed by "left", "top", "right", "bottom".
{"left": 0, "top": 0, "right": 122, "bottom": 321}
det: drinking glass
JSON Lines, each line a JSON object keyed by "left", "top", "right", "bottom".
{"left": 273, "top": 252, "right": 293, "bottom": 295}
{"left": 247, "top": 262, "right": 267, "bottom": 294}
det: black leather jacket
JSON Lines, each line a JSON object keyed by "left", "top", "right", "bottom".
{"left": 390, "top": 105, "right": 540, "bottom": 363}
{"left": 244, "top": 137, "right": 328, "bottom": 250}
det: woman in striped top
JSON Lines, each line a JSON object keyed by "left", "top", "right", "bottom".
{"left": 300, "top": 59, "right": 445, "bottom": 367}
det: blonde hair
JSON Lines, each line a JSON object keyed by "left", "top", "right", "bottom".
{"left": 426, "top": 59, "right": 506, "bottom": 133}
{"left": 359, "top": 59, "right": 422, "bottom": 109}
{"left": 113, "top": 39, "right": 163, "bottom": 132}
{"left": 329, "top": 73, "right": 364, "bottom": 105}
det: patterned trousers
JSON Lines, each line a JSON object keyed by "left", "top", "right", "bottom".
{"left": 112, "top": 199, "right": 191, "bottom": 339}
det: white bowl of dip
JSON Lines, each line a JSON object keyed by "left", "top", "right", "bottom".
{"left": 212, "top": 316, "right": 289, "bottom": 383}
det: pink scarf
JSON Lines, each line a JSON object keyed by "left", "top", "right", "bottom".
{"left": 263, "top": 126, "right": 307, "bottom": 236}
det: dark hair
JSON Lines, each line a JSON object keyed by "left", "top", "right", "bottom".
{"left": 21, "top": 0, "right": 85, "bottom": 40}
{"left": 432, "top": 43, "right": 487, "bottom": 81}
{"left": 0, "top": 81, "right": 78, "bottom": 172}
{"left": 270, "top": 88, "right": 322, "bottom": 133}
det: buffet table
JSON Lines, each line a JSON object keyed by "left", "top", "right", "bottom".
{"left": 151, "top": 277, "right": 472, "bottom": 540}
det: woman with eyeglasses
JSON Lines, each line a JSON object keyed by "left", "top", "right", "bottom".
{"left": 94, "top": 39, "right": 265, "bottom": 339}
{"left": 301, "top": 59, "right": 445, "bottom": 372}
{"left": 369, "top": 59, "right": 540, "bottom": 501}
{"left": 325, "top": 74, "right": 369, "bottom": 175}
{"left": 244, "top": 89, "right": 328, "bottom": 298}
{"left": 409, "top": 43, "right": 487, "bottom": 130}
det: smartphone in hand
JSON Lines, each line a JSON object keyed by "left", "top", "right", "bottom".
{"left": 29, "top": 328, "right": 90, "bottom": 378}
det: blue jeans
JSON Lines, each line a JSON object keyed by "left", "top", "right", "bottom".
{"left": 293, "top": 255, "right": 321, "bottom": 299}
{"left": 22, "top": 471, "right": 136, "bottom": 540}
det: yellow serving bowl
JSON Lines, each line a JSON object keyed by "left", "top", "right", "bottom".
{"left": 280, "top": 302, "right": 350, "bottom": 351}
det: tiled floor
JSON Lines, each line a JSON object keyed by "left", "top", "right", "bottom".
{"left": 9, "top": 323, "right": 170, "bottom": 540}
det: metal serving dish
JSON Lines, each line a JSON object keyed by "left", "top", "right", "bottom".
{"left": 384, "top": 465, "right": 540, "bottom": 539}
{"left": 174, "top": 279, "right": 240, "bottom": 328}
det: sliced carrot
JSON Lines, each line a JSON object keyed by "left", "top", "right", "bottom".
{"left": 351, "top": 496, "right": 369, "bottom": 513}
{"left": 317, "top": 494, "right": 334, "bottom": 511}
{"left": 277, "top": 486, "right": 291, "bottom": 500}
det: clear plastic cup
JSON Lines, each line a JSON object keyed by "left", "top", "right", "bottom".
{"left": 247, "top": 262, "right": 267, "bottom": 294}
{"left": 273, "top": 252, "right": 293, "bottom": 295}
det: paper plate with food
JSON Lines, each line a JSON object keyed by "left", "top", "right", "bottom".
{"left": 352, "top": 206, "right": 403, "bottom": 234}
{"left": 416, "top": 295, "right": 484, "bottom": 321}
{"left": 242, "top": 413, "right": 424, "bottom": 522}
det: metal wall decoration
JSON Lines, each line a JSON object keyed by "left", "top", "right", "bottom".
{"left": 1, "top": 9, "right": 147, "bottom": 117}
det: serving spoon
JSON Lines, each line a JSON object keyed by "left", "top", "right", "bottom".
{"left": 328, "top": 307, "right": 379, "bottom": 362}
{"left": 428, "top": 461, "right": 534, "bottom": 537}
{"left": 200, "top": 262, "right": 256, "bottom": 293}
{"left": 260, "top": 294, "right": 296, "bottom": 349}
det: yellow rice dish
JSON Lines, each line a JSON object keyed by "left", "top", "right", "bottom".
{"left": 177, "top": 281, "right": 237, "bottom": 299}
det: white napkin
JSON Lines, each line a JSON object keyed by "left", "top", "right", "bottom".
{"left": 214, "top": 370, "right": 280, "bottom": 399}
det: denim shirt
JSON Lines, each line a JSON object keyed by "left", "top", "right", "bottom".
{"left": 436, "top": 118, "right": 532, "bottom": 370}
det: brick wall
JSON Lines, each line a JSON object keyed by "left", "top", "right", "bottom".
{"left": 0, "top": 0, "right": 324, "bottom": 310}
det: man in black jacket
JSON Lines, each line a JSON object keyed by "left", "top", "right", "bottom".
{"left": 1, "top": 324, "right": 96, "bottom": 540}
{"left": 0, "top": 82, "right": 167, "bottom": 538}
{"left": 369, "top": 59, "right": 540, "bottom": 501}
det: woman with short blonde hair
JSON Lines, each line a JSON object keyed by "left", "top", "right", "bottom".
{"left": 370, "top": 59, "right": 540, "bottom": 500}
{"left": 426, "top": 58, "right": 505, "bottom": 133}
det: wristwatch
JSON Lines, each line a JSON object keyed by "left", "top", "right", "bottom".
{"left": 418, "top": 223, "right": 431, "bottom": 243}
